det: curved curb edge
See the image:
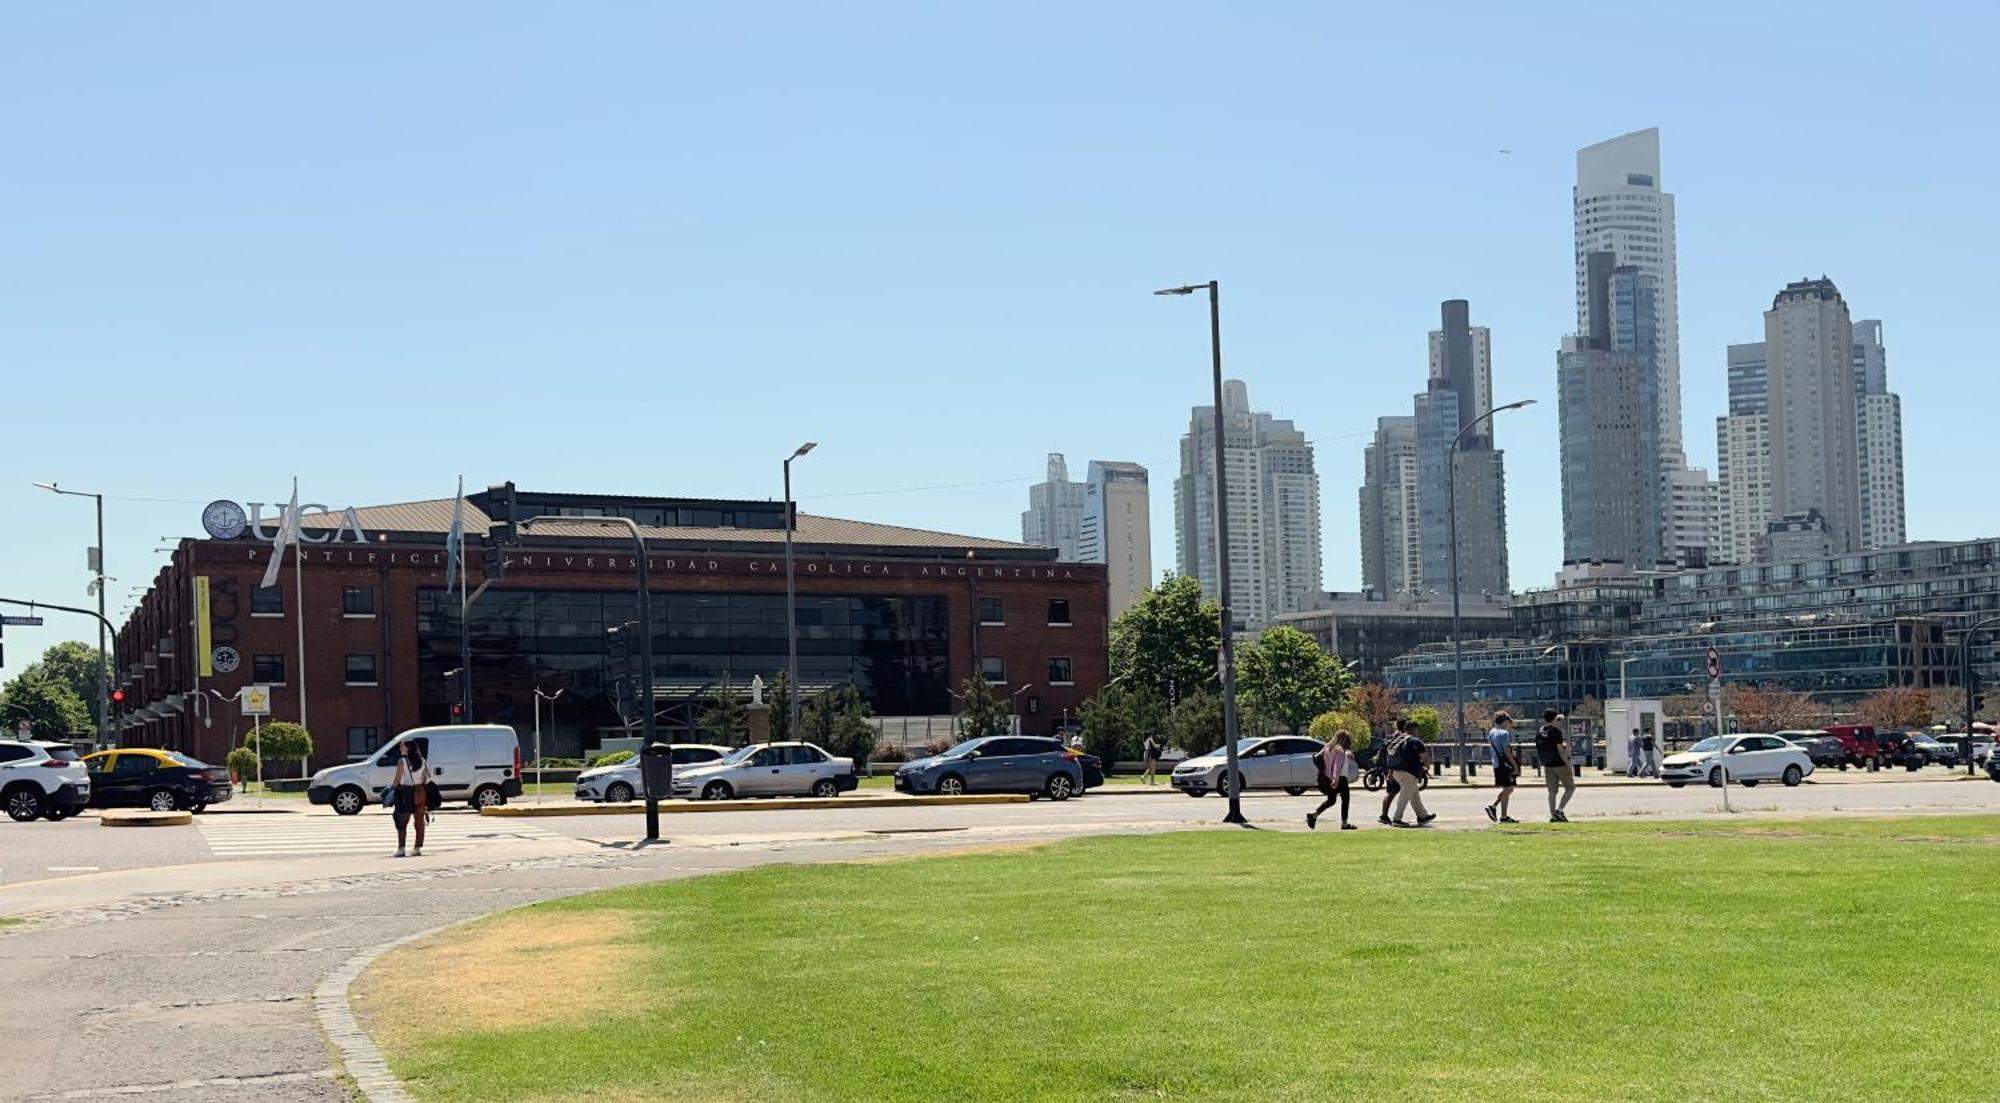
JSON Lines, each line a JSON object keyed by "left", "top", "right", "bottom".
{"left": 314, "top": 921, "right": 461, "bottom": 1102}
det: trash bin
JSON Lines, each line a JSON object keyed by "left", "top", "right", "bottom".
{"left": 641, "top": 742, "right": 674, "bottom": 798}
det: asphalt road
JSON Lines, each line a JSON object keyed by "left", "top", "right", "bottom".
{"left": 0, "top": 774, "right": 1993, "bottom": 1101}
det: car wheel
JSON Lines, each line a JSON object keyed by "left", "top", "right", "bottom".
{"left": 44, "top": 806, "right": 76, "bottom": 822}
{"left": 1782, "top": 765, "right": 1803, "bottom": 787}
{"left": 472, "top": 785, "right": 505, "bottom": 810}
{"left": 1742, "top": 780, "right": 1759, "bottom": 788}
{"left": 1667, "top": 782, "right": 1685, "bottom": 788}
{"left": 936, "top": 775, "right": 966, "bottom": 797}
{"left": 1708, "top": 767, "right": 1724, "bottom": 788}
{"left": 811, "top": 778, "right": 839, "bottom": 798}
{"left": 1045, "top": 774, "right": 1075, "bottom": 801}
{"left": 190, "top": 803, "right": 208, "bottom": 815}
{"left": 1215, "top": 772, "right": 1245, "bottom": 797}
{"left": 702, "top": 780, "right": 734, "bottom": 801}
{"left": 605, "top": 781, "right": 634, "bottom": 803}
{"left": 147, "top": 789, "right": 182, "bottom": 812}
{"left": 332, "top": 786, "right": 367, "bottom": 816}
{"left": 4, "top": 785, "right": 44, "bottom": 822}
{"left": 1284, "top": 787, "right": 1306, "bottom": 796}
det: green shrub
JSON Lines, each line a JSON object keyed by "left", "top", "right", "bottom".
{"left": 224, "top": 746, "right": 260, "bottom": 781}
{"left": 531, "top": 756, "right": 583, "bottom": 769}
{"left": 1308, "top": 709, "right": 1372, "bottom": 755}
{"left": 1406, "top": 706, "right": 1443, "bottom": 743}
{"left": 872, "top": 744, "right": 907, "bottom": 764}
{"left": 589, "top": 750, "right": 635, "bottom": 767}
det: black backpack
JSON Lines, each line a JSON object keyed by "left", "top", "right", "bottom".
{"left": 1396, "top": 736, "right": 1426, "bottom": 773}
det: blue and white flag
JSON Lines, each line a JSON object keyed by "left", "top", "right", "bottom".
{"left": 443, "top": 475, "right": 466, "bottom": 592}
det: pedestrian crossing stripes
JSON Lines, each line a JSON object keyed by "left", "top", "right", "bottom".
{"left": 197, "top": 812, "right": 562, "bottom": 858}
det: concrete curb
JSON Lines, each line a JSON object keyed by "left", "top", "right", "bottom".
{"left": 480, "top": 793, "right": 1031, "bottom": 817}
{"left": 100, "top": 810, "right": 194, "bottom": 827}
{"left": 315, "top": 921, "right": 461, "bottom": 1103}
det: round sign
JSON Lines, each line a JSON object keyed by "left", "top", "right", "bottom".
{"left": 210, "top": 645, "right": 241, "bottom": 674}
{"left": 202, "top": 499, "right": 248, "bottom": 540}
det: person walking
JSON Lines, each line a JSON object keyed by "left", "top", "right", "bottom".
{"left": 1307, "top": 731, "right": 1359, "bottom": 830}
{"left": 1626, "top": 728, "right": 1643, "bottom": 777}
{"left": 390, "top": 740, "right": 431, "bottom": 857}
{"left": 1377, "top": 722, "right": 1408, "bottom": 825}
{"left": 1141, "top": 734, "right": 1163, "bottom": 786}
{"left": 1536, "top": 710, "right": 1577, "bottom": 823}
{"left": 1388, "top": 719, "right": 1436, "bottom": 827}
{"left": 1484, "top": 711, "right": 1520, "bottom": 824}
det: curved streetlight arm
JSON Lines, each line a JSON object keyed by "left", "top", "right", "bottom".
{"left": 1447, "top": 398, "right": 1537, "bottom": 781}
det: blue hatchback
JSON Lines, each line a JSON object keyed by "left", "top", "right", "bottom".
{"left": 893, "top": 736, "right": 1084, "bottom": 800}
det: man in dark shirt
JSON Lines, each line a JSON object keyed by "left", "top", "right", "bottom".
{"left": 1536, "top": 709, "right": 1576, "bottom": 823}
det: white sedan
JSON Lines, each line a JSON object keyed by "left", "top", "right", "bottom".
{"left": 573, "top": 744, "right": 730, "bottom": 802}
{"left": 1660, "top": 734, "right": 1815, "bottom": 789}
{"left": 1170, "top": 736, "right": 1325, "bottom": 797}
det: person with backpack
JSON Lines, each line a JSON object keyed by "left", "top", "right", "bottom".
{"left": 389, "top": 740, "right": 432, "bottom": 858}
{"left": 1484, "top": 711, "right": 1521, "bottom": 824}
{"left": 1307, "top": 731, "right": 1359, "bottom": 830}
{"left": 1377, "top": 722, "right": 1408, "bottom": 825}
{"left": 1388, "top": 719, "right": 1435, "bottom": 827}
{"left": 1536, "top": 709, "right": 1577, "bottom": 823}
{"left": 1141, "top": 734, "right": 1163, "bottom": 786}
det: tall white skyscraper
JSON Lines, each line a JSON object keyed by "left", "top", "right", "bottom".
{"left": 1358, "top": 415, "right": 1421, "bottom": 597}
{"left": 1575, "top": 128, "right": 1685, "bottom": 471}
{"left": 1852, "top": 320, "right": 1907, "bottom": 550}
{"left": 1077, "top": 461, "right": 1152, "bottom": 619}
{"left": 1021, "top": 453, "right": 1086, "bottom": 560}
{"left": 1175, "top": 380, "right": 1322, "bottom": 632}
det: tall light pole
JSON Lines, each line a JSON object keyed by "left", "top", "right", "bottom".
{"left": 1448, "top": 399, "right": 1535, "bottom": 781}
{"left": 1962, "top": 617, "right": 2000, "bottom": 777}
{"left": 534, "top": 685, "right": 566, "bottom": 800}
{"left": 783, "top": 442, "right": 817, "bottom": 742}
{"left": 521, "top": 515, "right": 660, "bottom": 841}
{"left": 34, "top": 483, "right": 108, "bottom": 751}
{"left": 1156, "top": 280, "right": 1246, "bottom": 825}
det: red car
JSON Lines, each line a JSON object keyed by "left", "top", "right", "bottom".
{"left": 1823, "top": 724, "right": 1883, "bottom": 769}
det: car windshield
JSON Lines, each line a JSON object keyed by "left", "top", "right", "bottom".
{"left": 1688, "top": 737, "right": 1730, "bottom": 753}
{"left": 938, "top": 739, "right": 988, "bottom": 758}
{"left": 1198, "top": 739, "right": 1265, "bottom": 758}
{"left": 170, "top": 753, "right": 207, "bottom": 768}
{"left": 718, "top": 745, "right": 761, "bottom": 765}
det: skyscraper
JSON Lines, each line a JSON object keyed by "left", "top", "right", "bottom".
{"left": 1764, "top": 278, "right": 1862, "bottom": 553}
{"left": 1427, "top": 301, "right": 1492, "bottom": 437}
{"left": 1021, "top": 453, "right": 1086, "bottom": 560}
{"left": 1077, "top": 461, "right": 1153, "bottom": 619}
{"left": 1358, "top": 415, "right": 1421, "bottom": 597}
{"left": 1557, "top": 251, "right": 1663, "bottom": 567}
{"left": 1411, "top": 301, "right": 1510, "bottom": 597}
{"left": 1176, "top": 380, "right": 1322, "bottom": 631}
{"left": 1716, "top": 342, "right": 1772, "bottom": 565}
{"left": 1575, "top": 128, "right": 1684, "bottom": 472}
{"left": 1852, "top": 321, "right": 1907, "bottom": 550}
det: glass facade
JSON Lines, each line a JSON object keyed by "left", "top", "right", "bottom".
{"left": 1611, "top": 619, "right": 1957, "bottom": 701}
{"left": 415, "top": 588, "right": 949, "bottom": 756}
{"left": 1383, "top": 640, "right": 1609, "bottom": 714}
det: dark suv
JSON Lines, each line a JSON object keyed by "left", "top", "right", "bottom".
{"left": 893, "top": 736, "right": 1084, "bottom": 800}
{"left": 1779, "top": 732, "right": 1845, "bottom": 770}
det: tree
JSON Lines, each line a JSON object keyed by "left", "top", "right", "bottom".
{"left": 1344, "top": 682, "right": 1401, "bottom": 739}
{"left": 246, "top": 721, "right": 314, "bottom": 778}
{"left": 29, "top": 641, "right": 112, "bottom": 727}
{"left": 1405, "top": 706, "right": 1442, "bottom": 742}
{"left": 696, "top": 680, "right": 749, "bottom": 745}
{"left": 954, "top": 676, "right": 1010, "bottom": 741}
{"left": 1109, "top": 574, "right": 1221, "bottom": 706}
{"left": 1079, "top": 685, "right": 1159, "bottom": 768}
{"left": 1570, "top": 696, "right": 1606, "bottom": 721}
{"left": 1167, "top": 690, "right": 1224, "bottom": 757}
{"left": 0, "top": 668, "right": 93, "bottom": 740}
{"left": 810, "top": 684, "right": 879, "bottom": 769}
{"left": 1236, "top": 626, "right": 1354, "bottom": 735}
{"left": 1463, "top": 700, "right": 1498, "bottom": 735}
{"left": 1854, "top": 688, "right": 1933, "bottom": 730}
{"left": 1309, "top": 708, "right": 1372, "bottom": 755}
{"left": 767, "top": 672, "right": 793, "bottom": 743}
{"left": 1722, "top": 684, "right": 1822, "bottom": 732}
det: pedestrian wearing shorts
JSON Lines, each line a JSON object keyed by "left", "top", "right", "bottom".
{"left": 1141, "top": 735, "right": 1162, "bottom": 786}
{"left": 1484, "top": 711, "right": 1520, "bottom": 824}
{"left": 390, "top": 741, "right": 431, "bottom": 857}
{"left": 1307, "top": 732, "right": 1359, "bottom": 830}
{"left": 1536, "top": 710, "right": 1577, "bottom": 823}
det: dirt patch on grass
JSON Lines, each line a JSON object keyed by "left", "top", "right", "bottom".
{"left": 355, "top": 907, "right": 660, "bottom": 1043}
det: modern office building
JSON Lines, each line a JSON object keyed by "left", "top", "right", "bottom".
{"left": 1358, "top": 415, "right": 1421, "bottom": 598}
{"left": 1558, "top": 252, "right": 1664, "bottom": 567}
{"left": 1666, "top": 468, "right": 1722, "bottom": 567}
{"left": 1717, "top": 408, "right": 1772, "bottom": 566}
{"left": 112, "top": 488, "right": 1109, "bottom": 771}
{"left": 1175, "top": 379, "right": 1322, "bottom": 631}
{"left": 1021, "top": 453, "right": 1087, "bottom": 561}
{"left": 1274, "top": 590, "right": 1512, "bottom": 679}
{"left": 1383, "top": 639, "right": 1610, "bottom": 717}
{"left": 1077, "top": 461, "right": 1152, "bottom": 619}
{"left": 1609, "top": 618, "right": 1958, "bottom": 703}
{"left": 1764, "top": 278, "right": 1862, "bottom": 554}
{"left": 1408, "top": 300, "right": 1510, "bottom": 598}
{"left": 1428, "top": 301, "right": 1492, "bottom": 434}
{"left": 1852, "top": 321, "right": 1907, "bottom": 551}
{"left": 1509, "top": 563, "right": 1653, "bottom": 642}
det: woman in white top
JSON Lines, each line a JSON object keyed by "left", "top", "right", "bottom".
{"left": 390, "top": 741, "right": 431, "bottom": 857}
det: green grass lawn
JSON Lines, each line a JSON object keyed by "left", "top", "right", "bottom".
{"left": 362, "top": 816, "right": 2000, "bottom": 1102}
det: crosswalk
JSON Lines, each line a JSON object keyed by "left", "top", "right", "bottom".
{"left": 197, "top": 811, "right": 563, "bottom": 858}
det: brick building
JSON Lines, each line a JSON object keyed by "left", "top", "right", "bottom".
{"left": 114, "top": 488, "right": 1107, "bottom": 771}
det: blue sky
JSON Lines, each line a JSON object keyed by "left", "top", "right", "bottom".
{"left": 4, "top": 2, "right": 1994, "bottom": 675}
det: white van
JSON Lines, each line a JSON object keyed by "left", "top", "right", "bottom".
{"left": 307, "top": 725, "right": 524, "bottom": 816}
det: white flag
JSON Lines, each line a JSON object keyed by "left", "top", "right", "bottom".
{"left": 444, "top": 475, "right": 466, "bottom": 592}
{"left": 259, "top": 478, "right": 300, "bottom": 590}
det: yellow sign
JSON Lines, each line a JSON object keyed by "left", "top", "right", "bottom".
{"left": 195, "top": 576, "right": 214, "bottom": 677}
{"left": 241, "top": 685, "right": 272, "bottom": 716}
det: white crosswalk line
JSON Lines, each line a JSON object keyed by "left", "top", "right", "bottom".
{"left": 198, "top": 813, "right": 560, "bottom": 857}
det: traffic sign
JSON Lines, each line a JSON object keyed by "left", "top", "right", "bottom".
{"left": 0, "top": 615, "right": 44, "bottom": 626}
{"left": 1705, "top": 646, "right": 1720, "bottom": 679}
{"left": 241, "top": 685, "right": 272, "bottom": 716}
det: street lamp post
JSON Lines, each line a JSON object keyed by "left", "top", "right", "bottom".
{"left": 783, "top": 442, "right": 817, "bottom": 742}
{"left": 534, "top": 686, "right": 566, "bottom": 800}
{"left": 521, "top": 515, "right": 661, "bottom": 841}
{"left": 1449, "top": 399, "right": 1536, "bottom": 781}
{"left": 1155, "top": 280, "right": 1247, "bottom": 825}
{"left": 1962, "top": 617, "right": 2000, "bottom": 777}
{"left": 1011, "top": 683, "right": 1033, "bottom": 734}
{"left": 33, "top": 477, "right": 109, "bottom": 747}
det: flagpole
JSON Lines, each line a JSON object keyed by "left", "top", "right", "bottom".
{"left": 292, "top": 478, "right": 308, "bottom": 738}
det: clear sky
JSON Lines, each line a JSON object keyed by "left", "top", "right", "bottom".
{"left": 4, "top": 2, "right": 1995, "bottom": 676}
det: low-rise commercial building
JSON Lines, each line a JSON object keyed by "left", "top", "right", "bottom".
{"left": 1275, "top": 590, "right": 1511, "bottom": 678}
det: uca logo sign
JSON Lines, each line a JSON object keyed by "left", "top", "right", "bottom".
{"left": 201, "top": 499, "right": 368, "bottom": 544}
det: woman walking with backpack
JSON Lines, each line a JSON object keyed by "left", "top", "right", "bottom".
{"left": 390, "top": 741, "right": 432, "bottom": 858}
{"left": 1307, "top": 731, "right": 1359, "bottom": 830}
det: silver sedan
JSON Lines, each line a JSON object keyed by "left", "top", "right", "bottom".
{"left": 1170, "top": 736, "right": 1325, "bottom": 797}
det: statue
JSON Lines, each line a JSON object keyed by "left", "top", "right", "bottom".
{"left": 749, "top": 674, "right": 766, "bottom": 707}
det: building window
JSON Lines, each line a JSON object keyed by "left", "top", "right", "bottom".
{"left": 1048, "top": 656, "right": 1074, "bottom": 685}
{"left": 342, "top": 586, "right": 376, "bottom": 616}
{"left": 978, "top": 597, "right": 1004, "bottom": 625}
{"left": 346, "top": 727, "right": 380, "bottom": 756}
{"left": 1047, "top": 599, "right": 1072, "bottom": 626}
{"left": 252, "top": 653, "right": 286, "bottom": 684}
{"left": 251, "top": 586, "right": 284, "bottom": 616}
{"left": 980, "top": 656, "right": 1005, "bottom": 683}
{"left": 345, "top": 653, "right": 379, "bottom": 685}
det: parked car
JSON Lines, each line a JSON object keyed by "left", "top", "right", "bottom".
{"left": 308, "top": 725, "right": 524, "bottom": 815}
{"left": 0, "top": 740, "right": 91, "bottom": 822}
{"left": 1823, "top": 724, "right": 1884, "bottom": 769}
{"left": 1779, "top": 731, "right": 1846, "bottom": 770}
{"left": 81, "top": 749, "right": 232, "bottom": 812}
{"left": 1660, "top": 734, "right": 1815, "bottom": 788}
{"left": 1171, "top": 736, "right": 1326, "bottom": 798}
{"left": 1987, "top": 753, "right": 2000, "bottom": 783}
{"left": 1906, "top": 734, "right": 1957, "bottom": 768}
{"left": 893, "top": 736, "right": 1085, "bottom": 799}
{"left": 673, "top": 741, "right": 859, "bottom": 800}
{"left": 1074, "top": 751, "right": 1105, "bottom": 792}
{"left": 574, "top": 744, "right": 729, "bottom": 802}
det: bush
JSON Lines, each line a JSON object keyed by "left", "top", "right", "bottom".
{"left": 531, "top": 756, "right": 583, "bottom": 769}
{"left": 224, "top": 746, "right": 260, "bottom": 782}
{"left": 921, "top": 737, "right": 957, "bottom": 757}
{"left": 1308, "top": 709, "right": 1372, "bottom": 756}
{"left": 246, "top": 721, "right": 312, "bottom": 763}
{"left": 589, "top": 750, "right": 634, "bottom": 767}
{"left": 872, "top": 744, "right": 907, "bottom": 764}
{"left": 1406, "top": 706, "right": 1442, "bottom": 743}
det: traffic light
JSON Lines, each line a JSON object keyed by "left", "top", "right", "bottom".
{"left": 112, "top": 689, "right": 126, "bottom": 706}
{"left": 481, "top": 539, "right": 507, "bottom": 582}
{"left": 485, "top": 481, "right": 518, "bottom": 545}
{"left": 450, "top": 702, "right": 466, "bottom": 723}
